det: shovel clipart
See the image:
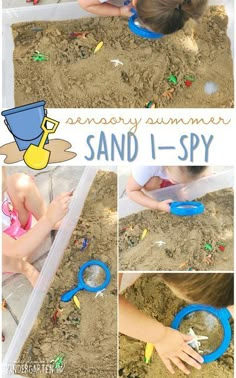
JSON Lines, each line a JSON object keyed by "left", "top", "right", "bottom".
{"left": 23, "top": 116, "right": 59, "bottom": 170}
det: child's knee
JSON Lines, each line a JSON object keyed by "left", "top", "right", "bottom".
{"left": 8, "top": 173, "right": 34, "bottom": 195}
{"left": 78, "top": 0, "right": 87, "bottom": 10}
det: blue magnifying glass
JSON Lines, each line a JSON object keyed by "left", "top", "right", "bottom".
{"left": 128, "top": 10, "right": 164, "bottom": 39}
{"left": 170, "top": 201, "right": 205, "bottom": 216}
{"left": 171, "top": 304, "right": 232, "bottom": 363}
{"left": 61, "top": 260, "right": 111, "bottom": 302}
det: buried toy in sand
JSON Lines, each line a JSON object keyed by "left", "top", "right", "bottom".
{"left": 11, "top": 6, "right": 233, "bottom": 108}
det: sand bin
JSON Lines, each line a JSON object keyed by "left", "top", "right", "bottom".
{"left": 18, "top": 171, "right": 117, "bottom": 377}
{"left": 119, "top": 275, "right": 234, "bottom": 378}
{"left": 12, "top": 6, "right": 233, "bottom": 108}
{"left": 119, "top": 189, "right": 233, "bottom": 271}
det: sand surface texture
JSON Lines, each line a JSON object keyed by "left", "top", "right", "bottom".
{"left": 12, "top": 6, "right": 233, "bottom": 108}
{"left": 119, "top": 189, "right": 233, "bottom": 271}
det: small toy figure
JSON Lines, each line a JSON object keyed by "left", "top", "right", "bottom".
{"left": 204, "top": 243, "right": 213, "bottom": 252}
{"left": 69, "top": 32, "right": 88, "bottom": 39}
{"left": 50, "top": 353, "right": 65, "bottom": 370}
{"left": 185, "top": 80, "right": 193, "bottom": 88}
{"left": 111, "top": 59, "right": 123, "bottom": 67}
{"left": 187, "top": 328, "right": 208, "bottom": 354}
{"left": 80, "top": 238, "right": 89, "bottom": 251}
{"left": 26, "top": 0, "right": 40, "bottom": 5}
{"left": 145, "top": 100, "right": 156, "bottom": 108}
{"left": 32, "top": 51, "right": 48, "bottom": 62}
{"left": 167, "top": 74, "right": 178, "bottom": 85}
{"left": 51, "top": 305, "right": 63, "bottom": 325}
{"left": 94, "top": 41, "right": 104, "bottom": 54}
{"left": 162, "top": 88, "right": 175, "bottom": 100}
{"left": 217, "top": 241, "right": 226, "bottom": 252}
{"left": 144, "top": 343, "right": 154, "bottom": 364}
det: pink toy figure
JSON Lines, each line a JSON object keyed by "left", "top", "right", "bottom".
{"left": 26, "top": 0, "right": 40, "bottom": 5}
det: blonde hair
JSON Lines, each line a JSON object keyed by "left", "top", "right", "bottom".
{"left": 161, "top": 273, "right": 233, "bottom": 307}
{"left": 136, "top": 0, "right": 208, "bottom": 34}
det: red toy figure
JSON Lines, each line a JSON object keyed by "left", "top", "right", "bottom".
{"left": 26, "top": 0, "right": 40, "bottom": 5}
{"left": 185, "top": 80, "right": 193, "bottom": 88}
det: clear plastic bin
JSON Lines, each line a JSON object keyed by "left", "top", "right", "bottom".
{"left": 2, "top": 1, "right": 234, "bottom": 108}
{"left": 119, "top": 168, "right": 233, "bottom": 219}
{"left": 2, "top": 167, "right": 116, "bottom": 378}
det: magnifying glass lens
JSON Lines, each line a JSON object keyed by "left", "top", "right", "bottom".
{"left": 82, "top": 265, "right": 106, "bottom": 288}
{"left": 179, "top": 311, "right": 224, "bottom": 354}
{"left": 178, "top": 205, "right": 196, "bottom": 209}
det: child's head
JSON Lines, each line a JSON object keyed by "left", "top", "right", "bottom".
{"left": 165, "top": 166, "right": 208, "bottom": 184}
{"left": 161, "top": 273, "right": 234, "bottom": 308}
{"left": 135, "top": 0, "right": 208, "bottom": 34}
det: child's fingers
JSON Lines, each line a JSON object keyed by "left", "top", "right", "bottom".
{"left": 161, "top": 357, "right": 175, "bottom": 375}
{"left": 179, "top": 352, "right": 202, "bottom": 370}
{"left": 171, "top": 357, "right": 190, "bottom": 375}
{"left": 61, "top": 195, "right": 72, "bottom": 203}
{"left": 57, "top": 191, "right": 73, "bottom": 200}
{"left": 183, "top": 334, "right": 195, "bottom": 342}
{"left": 183, "top": 344, "right": 204, "bottom": 364}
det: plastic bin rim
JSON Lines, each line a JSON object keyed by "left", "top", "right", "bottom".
{"left": 1, "top": 101, "right": 46, "bottom": 117}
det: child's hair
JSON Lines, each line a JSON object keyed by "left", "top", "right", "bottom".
{"left": 136, "top": 0, "right": 208, "bottom": 34}
{"left": 161, "top": 273, "right": 234, "bottom": 307}
{"left": 184, "top": 166, "right": 207, "bottom": 177}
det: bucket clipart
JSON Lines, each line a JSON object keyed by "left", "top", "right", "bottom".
{"left": 1, "top": 101, "right": 48, "bottom": 151}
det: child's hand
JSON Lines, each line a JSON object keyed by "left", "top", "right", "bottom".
{"left": 227, "top": 305, "right": 234, "bottom": 318}
{"left": 155, "top": 199, "right": 173, "bottom": 213}
{"left": 154, "top": 327, "right": 204, "bottom": 375}
{"left": 119, "top": 5, "right": 133, "bottom": 17}
{"left": 46, "top": 192, "right": 72, "bottom": 228}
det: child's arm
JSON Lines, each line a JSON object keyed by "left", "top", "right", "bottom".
{"left": 227, "top": 305, "right": 234, "bottom": 318}
{"left": 126, "top": 176, "right": 172, "bottom": 213}
{"left": 79, "top": 0, "right": 132, "bottom": 17}
{"left": 120, "top": 295, "right": 204, "bottom": 375}
{"left": 2, "top": 192, "right": 71, "bottom": 259}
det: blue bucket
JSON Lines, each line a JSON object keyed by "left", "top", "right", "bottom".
{"left": 1, "top": 101, "right": 48, "bottom": 151}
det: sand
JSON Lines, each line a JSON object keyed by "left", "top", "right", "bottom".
{"left": 119, "top": 189, "right": 234, "bottom": 271}
{"left": 18, "top": 171, "right": 117, "bottom": 377}
{"left": 12, "top": 6, "right": 233, "bottom": 108}
{"left": 0, "top": 140, "right": 76, "bottom": 164}
{"left": 119, "top": 275, "right": 234, "bottom": 378}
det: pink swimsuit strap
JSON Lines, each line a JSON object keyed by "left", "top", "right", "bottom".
{"left": 3, "top": 209, "right": 32, "bottom": 239}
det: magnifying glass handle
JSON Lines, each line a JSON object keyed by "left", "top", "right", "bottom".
{"left": 61, "top": 286, "right": 80, "bottom": 302}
